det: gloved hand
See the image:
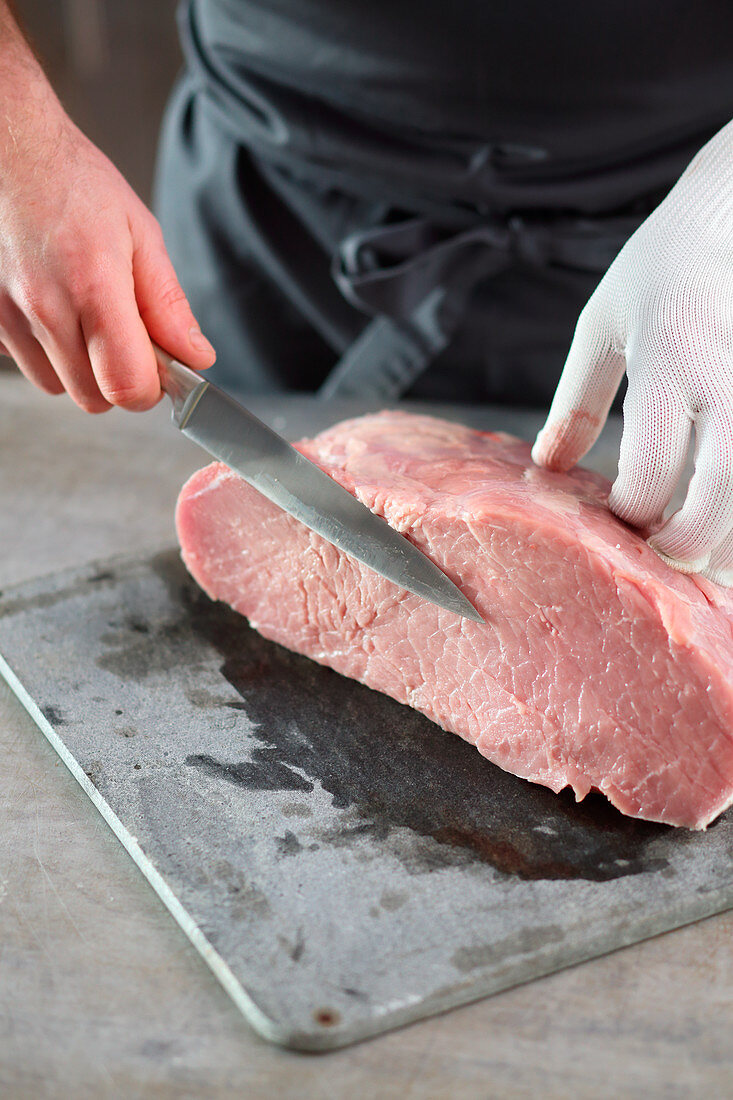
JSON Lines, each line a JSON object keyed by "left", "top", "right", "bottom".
{"left": 532, "top": 119, "right": 733, "bottom": 585}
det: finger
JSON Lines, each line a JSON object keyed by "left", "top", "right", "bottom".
{"left": 1, "top": 329, "right": 65, "bottom": 395}
{"left": 78, "top": 262, "right": 162, "bottom": 411}
{"left": 10, "top": 279, "right": 114, "bottom": 412}
{"left": 608, "top": 385, "right": 692, "bottom": 529}
{"left": 704, "top": 530, "right": 733, "bottom": 587}
{"left": 648, "top": 410, "right": 733, "bottom": 570}
{"left": 30, "top": 310, "right": 113, "bottom": 413}
{"left": 17, "top": 260, "right": 153, "bottom": 411}
{"left": 132, "top": 218, "right": 216, "bottom": 370}
{"left": 532, "top": 303, "right": 626, "bottom": 472}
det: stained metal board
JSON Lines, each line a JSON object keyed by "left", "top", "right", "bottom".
{"left": 0, "top": 548, "right": 731, "bottom": 1051}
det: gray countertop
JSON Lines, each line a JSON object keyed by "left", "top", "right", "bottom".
{"left": 1, "top": 371, "right": 730, "bottom": 1099}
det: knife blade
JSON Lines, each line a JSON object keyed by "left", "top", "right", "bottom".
{"left": 156, "top": 346, "right": 483, "bottom": 622}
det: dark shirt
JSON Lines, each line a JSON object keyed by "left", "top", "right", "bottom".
{"left": 160, "top": 1, "right": 733, "bottom": 400}
{"left": 192, "top": 0, "right": 733, "bottom": 211}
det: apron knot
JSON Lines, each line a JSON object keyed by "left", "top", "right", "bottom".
{"left": 319, "top": 209, "right": 641, "bottom": 399}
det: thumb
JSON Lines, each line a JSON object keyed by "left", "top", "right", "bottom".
{"left": 132, "top": 218, "right": 216, "bottom": 370}
{"left": 532, "top": 302, "right": 626, "bottom": 472}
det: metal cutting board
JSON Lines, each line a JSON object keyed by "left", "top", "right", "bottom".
{"left": 1, "top": 548, "right": 732, "bottom": 1050}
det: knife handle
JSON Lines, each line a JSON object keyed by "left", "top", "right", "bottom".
{"left": 154, "top": 344, "right": 208, "bottom": 426}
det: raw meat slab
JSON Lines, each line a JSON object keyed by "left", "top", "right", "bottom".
{"left": 0, "top": 550, "right": 731, "bottom": 1050}
{"left": 178, "top": 412, "right": 733, "bottom": 830}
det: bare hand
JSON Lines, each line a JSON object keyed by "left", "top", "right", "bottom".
{"left": 0, "top": 102, "right": 215, "bottom": 412}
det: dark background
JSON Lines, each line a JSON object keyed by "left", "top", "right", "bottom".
{"left": 14, "top": 0, "right": 182, "bottom": 201}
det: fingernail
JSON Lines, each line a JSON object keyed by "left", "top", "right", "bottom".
{"left": 189, "top": 326, "right": 215, "bottom": 356}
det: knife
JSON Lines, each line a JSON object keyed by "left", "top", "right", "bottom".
{"left": 156, "top": 346, "right": 483, "bottom": 622}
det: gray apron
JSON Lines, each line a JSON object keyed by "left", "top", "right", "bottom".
{"left": 154, "top": 0, "right": 733, "bottom": 404}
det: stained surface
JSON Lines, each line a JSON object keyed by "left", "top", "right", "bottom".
{"left": 163, "top": 554, "right": 672, "bottom": 885}
{"left": 0, "top": 549, "right": 731, "bottom": 1049}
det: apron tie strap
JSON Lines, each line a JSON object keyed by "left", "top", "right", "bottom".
{"left": 319, "top": 213, "right": 639, "bottom": 399}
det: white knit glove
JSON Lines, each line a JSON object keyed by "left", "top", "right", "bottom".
{"left": 532, "top": 120, "right": 733, "bottom": 585}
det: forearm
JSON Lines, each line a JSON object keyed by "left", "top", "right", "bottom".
{"left": 0, "top": 2, "right": 68, "bottom": 175}
{"left": 0, "top": 1, "right": 45, "bottom": 80}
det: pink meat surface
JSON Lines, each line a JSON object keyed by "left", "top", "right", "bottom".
{"left": 176, "top": 411, "right": 733, "bottom": 829}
